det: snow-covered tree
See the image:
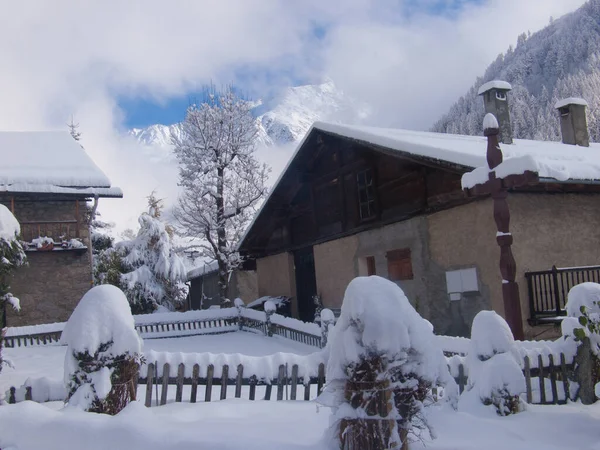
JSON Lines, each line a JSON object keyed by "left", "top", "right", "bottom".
{"left": 94, "top": 194, "right": 188, "bottom": 314}
{"left": 172, "top": 85, "right": 269, "bottom": 306}
{"left": 321, "top": 276, "right": 457, "bottom": 450}
{"left": 62, "top": 285, "right": 142, "bottom": 414}
{"left": 0, "top": 204, "right": 26, "bottom": 372}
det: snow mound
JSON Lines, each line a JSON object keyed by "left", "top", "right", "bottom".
{"left": 0, "top": 204, "right": 19, "bottom": 241}
{"left": 61, "top": 285, "right": 142, "bottom": 357}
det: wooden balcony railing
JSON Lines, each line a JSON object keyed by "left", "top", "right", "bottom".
{"left": 526, "top": 265, "right": 600, "bottom": 325}
{"left": 19, "top": 220, "right": 79, "bottom": 242}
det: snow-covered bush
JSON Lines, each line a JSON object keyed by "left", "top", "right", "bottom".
{"left": 462, "top": 311, "right": 525, "bottom": 416}
{"left": 61, "top": 285, "right": 143, "bottom": 414}
{"left": 0, "top": 204, "right": 26, "bottom": 373}
{"left": 94, "top": 194, "right": 188, "bottom": 314}
{"left": 321, "top": 276, "right": 456, "bottom": 450}
{"left": 562, "top": 283, "right": 600, "bottom": 353}
{"left": 561, "top": 283, "right": 600, "bottom": 403}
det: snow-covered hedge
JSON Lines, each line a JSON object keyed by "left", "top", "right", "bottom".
{"left": 62, "top": 285, "right": 143, "bottom": 414}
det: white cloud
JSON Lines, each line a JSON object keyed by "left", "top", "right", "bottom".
{"left": 0, "top": 0, "right": 587, "bottom": 230}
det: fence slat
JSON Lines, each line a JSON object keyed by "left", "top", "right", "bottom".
{"left": 304, "top": 381, "right": 310, "bottom": 401}
{"left": 220, "top": 365, "right": 229, "bottom": 400}
{"left": 190, "top": 364, "right": 200, "bottom": 403}
{"left": 265, "top": 383, "right": 272, "bottom": 401}
{"left": 175, "top": 363, "right": 185, "bottom": 403}
{"left": 458, "top": 364, "right": 465, "bottom": 394}
{"left": 205, "top": 364, "right": 214, "bottom": 402}
{"left": 160, "top": 363, "right": 170, "bottom": 406}
{"left": 317, "top": 363, "right": 325, "bottom": 396}
{"left": 9, "top": 387, "right": 16, "bottom": 404}
{"left": 249, "top": 375, "right": 257, "bottom": 401}
{"left": 524, "top": 356, "right": 532, "bottom": 404}
{"left": 145, "top": 363, "right": 155, "bottom": 407}
{"left": 235, "top": 364, "right": 244, "bottom": 399}
{"left": 560, "top": 353, "right": 569, "bottom": 403}
{"left": 277, "top": 365, "right": 285, "bottom": 401}
{"left": 291, "top": 365, "right": 298, "bottom": 401}
{"left": 538, "top": 355, "right": 546, "bottom": 404}
{"left": 549, "top": 354, "right": 558, "bottom": 404}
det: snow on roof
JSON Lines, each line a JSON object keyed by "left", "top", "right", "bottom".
{"left": 0, "top": 131, "right": 121, "bottom": 197}
{"left": 187, "top": 260, "right": 219, "bottom": 280}
{"left": 238, "top": 121, "right": 600, "bottom": 250}
{"left": 477, "top": 80, "right": 512, "bottom": 95}
{"left": 554, "top": 97, "right": 589, "bottom": 109}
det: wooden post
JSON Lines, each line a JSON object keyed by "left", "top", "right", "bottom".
{"left": 175, "top": 363, "right": 185, "bottom": 403}
{"left": 524, "top": 356, "right": 532, "bottom": 404}
{"left": 560, "top": 353, "right": 569, "bottom": 403}
{"left": 549, "top": 354, "right": 558, "bottom": 404}
{"left": 235, "top": 364, "right": 244, "bottom": 399}
{"left": 220, "top": 365, "right": 229, "bottom": 400}
{"left": 538, "top": 355, "right": 546, "bottom": 404}
{"left": 205, "top": 365, "right": 214, "bottom": 402}
{"left": 291, "top": 365, "right": 299, "bottom": 401}
{"left": 190, "top": 364, "right": 200, "bottom": 403}
{"left": 277, "top": 365, "right": 285, "bottom": 401}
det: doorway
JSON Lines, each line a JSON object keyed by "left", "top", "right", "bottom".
{"left": 294, "top": 246, "right": 318, "bottom": 322}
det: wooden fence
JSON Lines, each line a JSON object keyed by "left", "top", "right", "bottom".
{"left": 139, "top": 362, "right": 326, "bottom": 407}
{"left": 3, "top": 314, "right": 324, "bottom": 349}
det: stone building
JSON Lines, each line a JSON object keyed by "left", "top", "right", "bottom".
{"left": 0, "top": 131, "right": 122, "bottom": 326}
{"left": 238, "top": 82, "right": 600, "bottom": 340}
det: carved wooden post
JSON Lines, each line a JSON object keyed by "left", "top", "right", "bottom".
{"left": 486, "top": 125, "right": 524, "bottom": 340}
{"left": 464, "top": 114, "right": 538, "bottom": 341}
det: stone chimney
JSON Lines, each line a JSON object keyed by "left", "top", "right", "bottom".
{"left": 555, "top": 98, "right": 589, "bottom": 147}
{"left": 478, "top": 80, "right": 513, "bottom": 145}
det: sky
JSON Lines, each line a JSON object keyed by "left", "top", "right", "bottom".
{"left": 0, "top": 0, "right": 589, "bottom": 233}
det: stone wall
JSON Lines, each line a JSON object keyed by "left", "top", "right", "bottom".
{"left": 2, "top": 198, "right": 93, "bottom": 326}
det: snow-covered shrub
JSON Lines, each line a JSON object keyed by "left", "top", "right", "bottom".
{"left": 321, "top": 276, "right": 456, "bottom": 450}
{"left": 264, "top": 300, "right": 276, "bottom": 337}
{"left": 320, "top": 308, "right": 335, "bottom": 348}
{"left": 561, "top": 283, "right": 600, "bottom": 404}
{"left": 0, "top": 204, "right": 26, "bottom": 373}
{"left": 463, "top": 311, "right": 525, "bottom": 416}
{"left": 95, "top": 194, "right": 188, "bottom": 314}
{"left": 61, "top": 285, "right": 143, "bottom": 414}
{"left": 562, "top": 283, "right": 600, "bottom": 352}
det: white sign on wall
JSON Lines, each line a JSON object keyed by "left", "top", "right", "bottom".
{"left": 445, "top": 267, "right": 479, "bottom": 301}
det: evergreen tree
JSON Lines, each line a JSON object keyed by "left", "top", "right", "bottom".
{"left": 94, "top": 194, "right": 187, "bottom": 314}
{"left": 68, "top": 116, "right": 81, "bottom": 141}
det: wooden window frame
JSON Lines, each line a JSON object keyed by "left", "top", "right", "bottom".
{"left": 366, "top": 256, "right": 376, "bottom": 276}
{"left": 356, "top": 169, "right": 376, "bottom": 221}
{"left": 386, "top": 248, "right": 413, "bottom": 281}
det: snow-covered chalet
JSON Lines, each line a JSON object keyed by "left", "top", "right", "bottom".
{"left": 0, "top": 132, "right": 122, "bottom": 326}
{"left": 238, "top": 81, "right": 600, "bottom": 340}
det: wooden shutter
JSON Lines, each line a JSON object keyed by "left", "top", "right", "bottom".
{"left": 386, "top": 248, "right": 413, "bottom": 281}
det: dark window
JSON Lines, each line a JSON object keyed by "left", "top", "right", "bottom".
{"left": 357, "top": 169, "right": 376, "bottom": 220}
{"left": 386, "top": 248, "right": 413, "bottom": 281}
{"left": 366, "top": 256, "right": 376, "bottom": 276}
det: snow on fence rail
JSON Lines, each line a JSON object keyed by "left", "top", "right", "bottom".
{"left": 3, "top": 308, "right": 322, "bottom": 349}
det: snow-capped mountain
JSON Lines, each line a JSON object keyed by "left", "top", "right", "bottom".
{"left": 128, "top": 79, "right": 370, "bottom": 148}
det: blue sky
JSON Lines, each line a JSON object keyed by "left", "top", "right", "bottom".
{"left": 118, "top": 0, "right": 485, "bottom": 129}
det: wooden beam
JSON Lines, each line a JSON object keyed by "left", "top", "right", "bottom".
{"left": 75, "top": 200, "right": 80, "bottom": 238}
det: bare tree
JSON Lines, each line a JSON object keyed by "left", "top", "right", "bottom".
{"left": 68, "top": 115, "right": 81, "bottom": 141}
{"left": 173, "top": 85, "right": 269, "bottom": 306}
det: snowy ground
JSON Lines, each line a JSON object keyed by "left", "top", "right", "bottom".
{"left": 2, "top": 398, "right": 600, "bottom": 449}
{"left": 3, "top": 331, "right": 600, "bottom": 449}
